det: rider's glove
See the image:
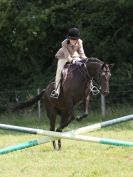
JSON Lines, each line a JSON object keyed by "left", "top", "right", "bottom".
{"left": 72, "top": 59, "right": 76, "bottom": 64}
{"left": 72, "top": 60, "right": 83, "bottom": 67}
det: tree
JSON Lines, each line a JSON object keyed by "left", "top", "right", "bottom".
{"left": 0, "top": 0, "right": 132, "bottom": 91}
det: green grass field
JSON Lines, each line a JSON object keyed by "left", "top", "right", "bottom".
{"left": 0, "top": 107, "right": 133, "bottom": 177}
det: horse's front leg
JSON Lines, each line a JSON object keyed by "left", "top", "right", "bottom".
{"left": 76, "top": 94, "right": 90, "bottom": 121}
{"left": 55, "top": 128, "right": 62, "bottom": 150}
{"left": 56, "top": 110, "right": 75, "bottom": 150}
{"left": 45, "top": 103, "right": 57, "bottom": 150}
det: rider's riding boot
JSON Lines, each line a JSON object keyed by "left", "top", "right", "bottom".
{"left": 50, "top": 90, "right": 59, "bottom": 99}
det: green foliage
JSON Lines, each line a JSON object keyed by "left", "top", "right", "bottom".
{"left": 0, "top": 0, "right": 132, "bottom": 89}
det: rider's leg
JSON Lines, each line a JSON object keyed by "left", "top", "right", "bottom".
{"left": 51, "top": 58, "right": 67, "bottom": 98}
{"left": 55, "top": 59, "right": 67, "bottom": 95}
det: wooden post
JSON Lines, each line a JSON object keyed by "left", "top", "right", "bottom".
{"left": 37, "top": 88, "right": 41, "bottom": 120}
{"left": 101, "top": 94, "right": 106, "bottom": 116}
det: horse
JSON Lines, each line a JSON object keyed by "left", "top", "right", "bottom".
{"left": 12, "top": 58, "right": 113, "bottom": 149}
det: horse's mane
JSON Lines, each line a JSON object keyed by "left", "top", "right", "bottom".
{"left": 87, "top": 57, "right": 103, "bottom": 64}
{"left": 64, "top": 57, "right": 104, "bottom": 75}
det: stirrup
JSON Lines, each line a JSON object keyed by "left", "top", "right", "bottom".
{"left": 50, "top": 90, "right": 59, "bottom": 99}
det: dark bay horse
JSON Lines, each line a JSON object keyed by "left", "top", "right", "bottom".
{"left": 13, "top": 58, "right": 113, "bottom": 149}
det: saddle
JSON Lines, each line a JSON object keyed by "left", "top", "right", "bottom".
{"left": 61, "top": 60, "right": 86, "bottom": 85}
{"left": 61, "top": 62, "right": 71, "bottom": 82}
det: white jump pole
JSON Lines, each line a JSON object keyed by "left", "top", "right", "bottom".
{"left": 0, "top": 114, "right": 133, "bottom": 135}
{"left": 0, "top": 114, "right": 133, "bottom": 154}
{"left": 0, "top": 129, "right": 133, "bottom": 154}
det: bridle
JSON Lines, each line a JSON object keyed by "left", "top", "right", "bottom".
{"left": 83, "top": 59, "right": 110, "bottom": 95}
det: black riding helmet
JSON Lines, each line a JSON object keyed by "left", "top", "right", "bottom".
{"left": 67, "top": 28, "right": 80, "bottom": 40}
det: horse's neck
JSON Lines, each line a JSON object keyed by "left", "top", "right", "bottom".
{"left": 87, "top": 62, "right": 102, "bottom": 77}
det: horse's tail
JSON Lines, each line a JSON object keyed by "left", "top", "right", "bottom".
{"left": 12, "top": 89, "right": 45, "bottom": 112}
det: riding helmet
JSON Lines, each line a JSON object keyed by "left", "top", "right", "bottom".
{"left": 67, "top": 28, "right": 80, "bottom": 40}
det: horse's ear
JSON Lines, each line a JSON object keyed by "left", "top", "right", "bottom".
{"left": 109, "top": 63, "right": 115, "bottom": 69}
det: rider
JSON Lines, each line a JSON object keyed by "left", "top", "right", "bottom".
{"left": 50, "top": 27, "right": 87, "bottom": 99}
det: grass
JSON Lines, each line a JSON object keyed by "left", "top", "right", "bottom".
{"left": 0, "top": 106, "right": 133, "bottom": 177}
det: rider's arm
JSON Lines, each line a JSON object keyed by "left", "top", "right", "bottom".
{"left": 62, "top": 40, "right": 73, "bottom": 62}
{"left": 62, "top": 46, "right": 72, "bottom": 62}
{"left": 77, "top": 39, "right": 87, "bottom": 59}
{"left": 55, "top": 47, "right": 72, "bottom": 62}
